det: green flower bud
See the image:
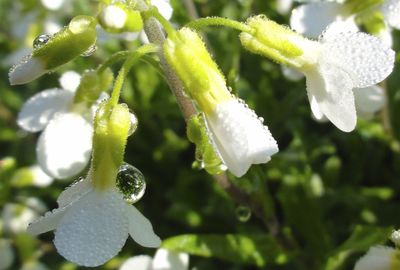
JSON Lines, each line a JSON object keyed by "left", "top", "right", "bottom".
{"left": 163, "top": 28, "right": 231, "bottom": 114}
{"left": 98, "top": 3, "right": 143, "bottom": 33}
{"left": 9, "top": 15, "right": 97, "bottom": 85}
{"left": 91, "top": 102, "right": 131, "bottom": 190}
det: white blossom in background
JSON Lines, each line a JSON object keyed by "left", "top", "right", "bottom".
{"left": 17, "top": 71, "right": 99, "bottom": 179}
{"left": 390, "top": 229, "right": 400, "bottom": 246}
{"left": 0, "top": 239, "right": 14, "bottom": 270}
{"left": 27, "top": 177, "right": 161, "bottom": 267}
{"left": 296, "top": 22, "right": 394, "bottom": 131}
{"left": 29, "top": 165, "right": 54, "bottom": 187}
{"left": 276, "top": 0, "right": 294, "bottom": 15}
{"left": 2, "top": 202, "right": 41, "bottom": 234}
{"left": 354, "top": 246, "right": 400, "bottom": 270}
{"left": 41, "top": 0, "right": 66, "bottom": 10}
{"left": 119, "top": 249, "right": 189, "bottom": 270}
{"left": 206, "top": 98, "right": 279, "bottom": 177}
{"left": 20, "top": 262, "right": 49, "bottom": 270}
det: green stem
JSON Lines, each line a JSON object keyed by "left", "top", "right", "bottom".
{"left": 109, "top": 44, "right": 159, "bottom": 106}
{"left": 97, "top": 51, "right": 131, "bottom": 74}
{"left": 142, "top": 7, "right": 176, "bottom": 37}
{"left": 186, "top": 17, "right": 254, "bottom": 33}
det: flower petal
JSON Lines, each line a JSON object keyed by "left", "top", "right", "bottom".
{"left": 281, "top": 65, "right": 304, "bottom": 81}
{"left": 57, "top": 177, "right": 92, "bottom": 207}
{"left": 119, "top": 256, "right": 153, "bottom": 270}
{"left": 30, "top": 165, "right": 53, "bottom": 187}
{"left": 354, "top": 246, "right": 396, "bottom": 270}
{"left": 306, "top": 62, "right": 356, "bottom": 132}
{"left": 354, "top": 85, "right": 385, "bottom": 115}
{"left": 54, "top": 189, "right": 129, "bottom": 267}
{"left": 381, "top": 0, "right": 400, "bottom": 29}
{"left": 290, "top": 2, "right": 347, "bottom": 38}
{"left": 320, "top": 30, "right": 395, "bottom": 88}
{"left": 27, "top": 208, "right": 66, "bottom": 235}
{"left": 206, "top": 99, "right": 278, "bottom": 177}
{"left": 58, "top": 71, "right": 81, "bottom": 92}
{"left": 152, "top": 249, "right": 189, "bottom": 270}
{"left": 151, "top": 0, "right": 173, "bottom": 20}
{"left": 36, "top": 112, "right": 93, "bottom": 179}
{"left": 9, "top": 56, "right": 47, "bottom": 85}
{"left": 17, "top": 89, "right": 73, "bottom": 132}
{"left": 126, "top": 205, "right": 161, "bottom": 248}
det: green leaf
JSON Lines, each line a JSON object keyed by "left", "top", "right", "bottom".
{"left": 325, "top": 225, "right": 393, "bottom": 270}
{"left": 162, "top": 233, "right": 285, "bottom": 267}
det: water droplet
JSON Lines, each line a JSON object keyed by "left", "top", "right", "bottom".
{"left": 236, "top": 205, "right": 251, "bottom": 222}
{"left": 128, "top": 113, "right": 138, "bottom": 136}
{"left": 33, "top": 34, "right": 51, "bottom": 49}
{"left": 80, "top": 44, "right": 97, "bottom": 57}
{"left": 116, "top": 163, "right": 146, "bottom": 203}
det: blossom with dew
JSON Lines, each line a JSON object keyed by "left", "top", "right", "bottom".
{"left": 240, "top": 16, "right": 395, "bottom": 132}
{"left": 164, "top": 27, "right": 278, "bottom": 177}
{"left": 119, "top": 248, "right": 189, "bottom": 270}
{"left": 354, "top": 246, "right": 400, "bottom": 270}
{"left": 16, "top": 73, "right": 95, "bottom": 179}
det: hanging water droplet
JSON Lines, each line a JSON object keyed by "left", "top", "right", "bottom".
{"left": 33, "top": 34, "right": 51, "bottom": 49}
{"left": 80, "top": 44, "right": 97, "bottom": 57}
{"left": 128, "top": 113, "right": 138, "bottom": 136}
{"left": 235, "top": 205, "right": 251, "bottom": 222}
{"left": 116, "top": 163, "right": 146, "bottom": 204}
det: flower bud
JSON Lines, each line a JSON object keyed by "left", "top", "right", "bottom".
{"left": 9, "top": 15, "right": 97, "bottom": 85}
{"left": 98, "top": 3, "right": 143, "bottom": 33}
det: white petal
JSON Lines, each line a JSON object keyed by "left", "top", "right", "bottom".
{"left": 381, "top": 0, "right": 400, "bottom": 29}
{"left": 54, "top": 190, "right": 129, "bottom": 267}
{"left": 29, "top": 165, "right": 53, "bottom": 187}
{"left": 17, "top": 89, "right": 73, "bottom": 132}
{"left": 206, "top": 99, "right": 279, "bottom": 177}
{"left": 126, "top": 205, "right": 161, "bottom": 248}
{"left": 306, "top": 63, "right": 356, "bottom": 132}
{"left": 354, "top": 85, "right": 386, "bottom": 116}
{"left": 281, "top": 65, "right": 304, "bottom": 81}
{"left": 9, "top": 56, "right": 47, "bottom": 85}
{"left": 41, "top": 0, "right": 65, "bottom": 10}
{"left": 153, "top": 249, "right": 189, "bottom": 270}
{"left": 59, "top": 71, "right": 81, "bottom": 92}
{"left": 57, "top": 177, "right": 92, "bottom": 207}
{"left": 101, "top": 5, "right": 127, "bottom": 29}
{"left": 290, "top": 2, "right": 347, "bottom": 38}
{"left": 119, "top": 256, "right": 153, "bottom": 270}
{"left": 309, "top": 95, "right": 325, "bottom": 120}
{"left": 27, "top": 208, "right": 66, "bottom": 236}
{"left": 151, "top": 0, "right": 173, "bottom": 20}
{"left": 36, "top": 112, "right": 93, "bottom": 179}
{"left": 276, "top": 0, "right": 293, "bottom": 15}
{"left": 320, "top": 19, "right": 359, "bottom": 40}
{"left": 320, "top": 31, "right": 395, "bottom": 88}
{"left": 376, "top": 27, "right": 393, "bottom": 47}
{"left": 354, "top": 246, "right": 396, "bottom": 270}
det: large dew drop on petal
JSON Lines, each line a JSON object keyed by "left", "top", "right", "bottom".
{"left": 36, "top": 112, "right": 93, "bottom": 179}
{"left": 206, "top": 99, "right": 278, "bottom": 177}
{"left": 320, "top": 30, "right": 395, "bottom": 88}
{"left": 54, "top": 190, "right": 129, "bottom": 267}
{"left": 17, "top": 89, "right": 73, "bottom": 132}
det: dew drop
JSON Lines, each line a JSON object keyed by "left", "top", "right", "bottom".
{"left": 80, "top": 44, "right": 97, "bottom": 57}
{"left": 128, "top": 112, "right": 138, "bottom": 136}
{"left": 116, "top": 163, "right": 146, "bottom": 204}
{"left": 235, "top": 205, "right": 251, "bottom": 222}
{"left": 33, "top": 34, "right": 51, "bottom": 49}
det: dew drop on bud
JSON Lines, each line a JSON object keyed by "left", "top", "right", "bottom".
{"left": 235, "top": 205, "right": 251, "bottom": 222}
{"left": 116, "top": 163, "right": 146, "bottom": 204}
{"left": 128, "top": 112, "right": 138, "bottom": 136}
{"left": 80, "top": 44, "right": 97, "bottom": 57}
{"left": 33, "top": 34, "right": 51, "bottom": 49}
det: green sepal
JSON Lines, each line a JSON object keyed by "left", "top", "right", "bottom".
{"left": 33, "top": 15, "right": 97, "bottom": 70}
{"left": 163, "top": 28, "right": 231, "bottom": 114}
{"left": 73, "top": 68, "right": 114, "bottom": 107}
{"left": 240, "top": 16, "right": 304, "bottom": 67}
{"left": 187, "top": 114, "right": 225, "bottom": 175}
{"left": 91, "top": 101, "right": 131, "bottom": 190}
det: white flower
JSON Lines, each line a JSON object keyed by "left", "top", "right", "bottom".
{"left": 27, "top": 177, "right": 161, "bottom": 267}
{"left": 380, "top": 0, "right": 400, "bottom": 30}
{"left": 205, "top": 98, "right": 279, "bottom": 177}
{"left": 119, "top": 249, "right": 189, "bottom": 270}
{"left": 301, "top": 23, "right": 394, "bottom": 132}
{"left": 29, "top": 165, "right": 54, "bottom": 187}
{"left": 2, "top": 203, "right": 39, "bottom": 234}
{"left": 0, "top": 239, "right": 14, "bottom": 270}
{"left": 354, "top": 246, "right": 400, "bottom": 270}
{"left": 101, "top": 5, "right": 128, "bottom": 30}
{"left": 41, "top": 0, "right": 65, "bottom": 10}
{"left": 17, "top": 72, "right": 100, "bottom": 179}
{"left": 276, "top": 0, "right": 294, "bottom": 15}
{"left": 20, "top": 262, "right": 49, "bottom": 270}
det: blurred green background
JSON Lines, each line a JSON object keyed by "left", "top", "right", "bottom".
{"left": 1, "top": 0, "right": 400, "bottom": 269}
